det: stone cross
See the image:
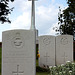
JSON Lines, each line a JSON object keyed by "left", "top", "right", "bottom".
{"left": 62, "top": 52, "right": 67, "bottom": 62}
{"left": 12, "top": 65, "right": 24, "bottom": 75}
{"left": 44, "top": 53, "right": 50, "bottom": 65}
{"left": 28, "top": 0, "right": 37, "bottom": 30}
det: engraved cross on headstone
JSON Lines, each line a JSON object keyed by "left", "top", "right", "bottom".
{"left": 62, "top": 52, "right": 67, "bottom": 62}
{"left": 28, "top": 0, "right": 37, "bottom": 30}
{"left": 44, "top": 53, "right": 50, "bottom": 65}
{"left": 12, "top": 65, "right": 24, "bottom": 75}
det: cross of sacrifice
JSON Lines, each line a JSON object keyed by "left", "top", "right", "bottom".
{"left": 12, "top": 65, "right": 24, "bottom": 75}
{"left": 28, "top": 0, "right": 37, "bottom": 29}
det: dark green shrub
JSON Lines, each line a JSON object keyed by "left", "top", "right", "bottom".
{"left": 36, "top": 66, "right": 49, "bottom": 73}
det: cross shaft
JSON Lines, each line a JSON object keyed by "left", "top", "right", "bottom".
{"left": 28, "top": 0, "right": 37, "bottom": 29}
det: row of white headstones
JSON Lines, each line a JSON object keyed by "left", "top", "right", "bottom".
{"left": 2, "top": 30, "right": 73, "bottom": 75}
{"left": 39, "top": 35, "right": 73, "bottom": 68}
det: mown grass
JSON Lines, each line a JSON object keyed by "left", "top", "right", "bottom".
{"left": 36, "top": 59, "right": 48, "bottom": 75}
{"left": 36, "top": 72, "right": 48, "bottom": 75}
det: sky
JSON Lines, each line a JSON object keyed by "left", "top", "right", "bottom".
{"left": 0, "top": 0, "right": 67, "bottom": 42}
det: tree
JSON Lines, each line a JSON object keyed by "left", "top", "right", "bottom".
{"left": 56, "top": 0, "right": 75, "bottom": 40}
{"left": 0, "top": 0, "right": 14, "bottom": 24}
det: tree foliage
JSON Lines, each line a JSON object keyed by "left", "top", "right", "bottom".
{"left": 56, "top": 0, "right": 75, "bottom": 40}
{"left": 0, "top": 0, "right": 14, "bottom": 24}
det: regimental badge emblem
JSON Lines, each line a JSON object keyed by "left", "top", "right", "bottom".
{"left": 12, "top": 32, "right": 24, "bottom": 48}
{"left": 43, "top": 37, "right": 51, "bottom": 45}
{"left": 61, "top": 37, "right": 68, "bottom": 45}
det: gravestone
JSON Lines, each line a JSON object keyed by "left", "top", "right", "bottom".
{"left": 2, "top": 30, "right": 36, "bottom": 75}
{"left": 56, "top": 35, "right": 73, "bottom": 65}
{"left": 39, "top": 35, "right": 55, "bottom": 68}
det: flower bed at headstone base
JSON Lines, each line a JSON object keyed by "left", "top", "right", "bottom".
{"left": 49, "top": 61, "right": 75, "bottom": 75}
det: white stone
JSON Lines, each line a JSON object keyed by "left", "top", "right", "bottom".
{"left": 39, "top": 35, "right": 55, "bottom": 68}
{"left": 2, "top": 29, "right": 36, "bottom": 75}
{"left": 56, "top": 35, "right": 73, "bottom": 65}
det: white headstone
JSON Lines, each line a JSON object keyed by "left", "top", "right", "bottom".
{"left": 39, "top": 35, "right": 55, "bottom": 68}
{"left": 2, "top": 30, "right": 36, "bottom": 75}
{"left": 56, "top": 35, "right": 73, "bottom": 65}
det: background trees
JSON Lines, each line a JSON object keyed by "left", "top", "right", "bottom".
{"left": 57, "top": 0, "right": 75, "bottom": 40}
{"left": 0, "top": 0, "right": 14, "bottom": 23}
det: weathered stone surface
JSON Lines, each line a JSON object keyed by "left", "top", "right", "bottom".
{"left": 2, "top": 29, "right": 36, "bottom": 75}
{"left": 56, "top": 35, "right": 73, "bottom": 65}
{"left": 39, "top": 35, "right": 55, "bottom": 68}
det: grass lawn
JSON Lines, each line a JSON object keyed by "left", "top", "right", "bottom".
{"left": 36, "top": 72, "right": 48, "bottom": 75}
{"left": 36, "top": 59, "right": 49, "bottom": 75}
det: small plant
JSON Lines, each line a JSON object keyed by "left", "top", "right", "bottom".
{"left": 49, "top": 61, "right": 75, "bottom": 75}
{"left": 37, "top": 50, "right": 40, "bottom": 58}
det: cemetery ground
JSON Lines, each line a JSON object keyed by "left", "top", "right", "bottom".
{"left": 0, "top": 47, "right": 75, "bottom": 75}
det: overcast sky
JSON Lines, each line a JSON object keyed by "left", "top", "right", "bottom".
{"left": 0, "top": 0, "right": 67, "bottom": 42}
